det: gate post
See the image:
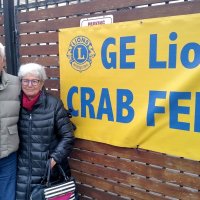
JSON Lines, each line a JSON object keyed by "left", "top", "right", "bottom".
{"left": 3, "top": 0, "right": 18, "bottom": 75}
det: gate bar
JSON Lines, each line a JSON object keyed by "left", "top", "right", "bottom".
{"left": 3, "top": 0, "right": 18, "bottom": 75}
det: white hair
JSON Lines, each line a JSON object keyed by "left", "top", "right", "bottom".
{"left": 18, "top": 63, "right": 47, "bottom": 81}
{"left": 0, "top": 43, "right": 5, "bottom": 59}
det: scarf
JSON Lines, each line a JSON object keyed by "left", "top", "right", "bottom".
{"left": 22, "top": 92, "right": 41, "bottom": 111}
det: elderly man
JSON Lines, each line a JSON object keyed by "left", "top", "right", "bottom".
{"left": 0, "top": 43, "right": 21, "bottom": 200}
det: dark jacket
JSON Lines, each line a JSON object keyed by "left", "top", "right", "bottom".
{"left": 16, "top": 89, "right": 75, "bottom": 200}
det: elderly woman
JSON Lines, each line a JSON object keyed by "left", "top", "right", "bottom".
{"left": 16, "top": 63, "right": 75, "bottom": 200}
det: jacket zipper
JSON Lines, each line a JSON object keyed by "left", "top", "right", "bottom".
{"left": 27, "top": 113, "right": 32, "bottom": 199}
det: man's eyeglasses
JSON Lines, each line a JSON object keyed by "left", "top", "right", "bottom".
{"left": 21, "top": 79, "right": 40, "bottom": 86}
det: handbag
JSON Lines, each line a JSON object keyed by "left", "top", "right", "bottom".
{"left": 30, "top": 161, "right": 77, "bottom": 200}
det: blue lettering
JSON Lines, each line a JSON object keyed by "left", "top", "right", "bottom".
{"left": 101, "top": 37, "right": 116, "bottom": 69}
{"left": 120, "top": 36, "right": 135, "bottom": 69}
{"left": 97, "top": 88, "right": 114, "bottom": 121}
{"left": 147, "top": 91, "right": 166, "bottom": 126}
{"left": 116, "top": 89, "right": 134, "bottom": 123}
{"left": 170, "top": 92, "right": 191, "bottom": 131}
{"left": 181, "top": 43, "right": 200, "bottom": 69}
{"left": 168, "top": 32, "right": 177, "bottom": 68}
{"left": 149, "top": 34, "right": 166, "bottom": 68}
{"left": 81, "top": 87, "right": 95, "bottom": 118}
{"left": 67, "top": 86, "right": 78, "bottom": 117}
{"left": 194, "top": 92, "right": 200, "bottom": 132}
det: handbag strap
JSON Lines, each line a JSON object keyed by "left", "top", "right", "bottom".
{"left": 46, "top": 160, "right": 51, "bottom": 186}
{"left": 57, "top": 164, "right": 69, "bottom": 182}
{"left": 41, "top": 159, "right": 51, "bottom": 184}
{"left": 46, "top": 159, "right": 70, "bottom": 186}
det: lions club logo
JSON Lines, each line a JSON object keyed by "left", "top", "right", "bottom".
{"left": 66, "top": 36, "right": 96, "bottom": 72}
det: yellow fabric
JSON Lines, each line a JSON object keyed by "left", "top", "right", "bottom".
{"left": 59, "top": 13, "right": 200, "bottom": 161}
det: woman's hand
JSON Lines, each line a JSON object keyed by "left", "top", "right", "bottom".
{"left": 50, "top": 158, "right": 56, "bottom": 169}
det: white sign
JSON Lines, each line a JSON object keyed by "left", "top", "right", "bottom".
{"left": 80, "top": 15, "right": 113, "bottom": 27}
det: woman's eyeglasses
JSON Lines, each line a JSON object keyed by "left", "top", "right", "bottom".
{"left": 21, "top": 79, "right": 40, "bottom": 86}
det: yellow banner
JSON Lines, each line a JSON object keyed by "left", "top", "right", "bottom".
{"left": 59, "top": 13, "right": 200, "bottom": 161}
